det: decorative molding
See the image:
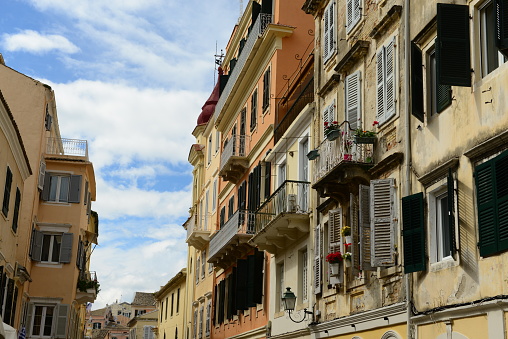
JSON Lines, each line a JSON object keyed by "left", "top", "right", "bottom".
{"left": 417, "top": 157, "right": 459, "bottom": 187}
{"left": 269, "top": 327, "right": 311, "bottom": 339}
{"left": 225, "top": 325, "right": 267, "bottom": 339}
{"left": 464, "top": 129, "right": 508, "bottom": 163}
{"left": 368, "top": 152, "right": 404, "bottom": 177}
{"left": 318, "top": 73, "right": 340, "bottom": 97}
{"left": 302, "top": 0, "right": 326, "bottom": 15}
{"left": 369, "top": 5, "right": 403, "bottom": 39}
{"left": 334, "top": 40, "right": 370, "bottom": 74}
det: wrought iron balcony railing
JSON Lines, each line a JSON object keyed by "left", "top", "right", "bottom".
{"left": 220, "top": 135, "right": 249, "bottom": 172}
{"left": 215, "top": 13, "right": 273, "bottom": 118}
{"left": 208, "top": 209, "right": 255, "bottom": 260}
{"left": 46, "top": 137, "right": 88, "bottom": 159}
{"left": 255, "top": 180, "right": 311, "bottom": 233}
{"left": 313, "top": 121, "right": 375, "bottom": 183}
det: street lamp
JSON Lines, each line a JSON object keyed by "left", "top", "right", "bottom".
{"left": 281, "top": 287, "right": 313, "bottom": 323}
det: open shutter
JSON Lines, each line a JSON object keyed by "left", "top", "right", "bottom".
{"left": 447, "top": 169, "right": 457, "bottom": 256}
{"left": 59, "top": 233, "right": 73, "bottom": 263}
{"left": 31, "top": 229, "right": 43, "bottom": 261}
{"left": 411, "top": 42, "right": 425, "bottom": 122}
{"left": 376, "top": 48, "right": 386, "bottom": 123}
{"left": 402, "top": 192, "right": 426, "bottom": 273}
{"left": 385, "top": 38, "right": 396, "bottom": 121}
{"left": 436, "top": 3, "right": 471, "bottom": 87}
{"left": 252, "top": 1, "right": 261, "bottom": 26}
{"left": 253, "top": 250, "right": 264, "bottom": 304}
{"left": 323, "top": 2, "right": 334, "bottom": 62}
{"left": 353, "top": 0, "right": 361, "bottom": 27}
{"left": 55, "top": 304, "right": 69, "bottom": 338}
{"left": 314, "top": 225, "right": 322, "bottom": 294}
{"left": 476, "top": 159, "right": 497, "bottom": 256}
{"left": 346, "top": 0, "right": 353, "bottom": 32}
{"left": 247, "top": 254, "right": 256, "bottom": 307}
{"left": 359, "top": 185, "right": 373, "bottom": 270}
{"left": 370, "top": 178, "right": 396, "bottom": 267}
{"left": 41, "top": 172, "right": 51, "bottom": 201}
{"left": 495, "top": 0, "right": 508, "bottom": 57}
{"left": 68, "top": 175, "right": 82, "bottom": 203}
{"left": 328, "top": 209, "right": 342, "bottom": 284}
{"left": 38, "top": 159, "right": 46, "bottom": 190}
{"left": 494, "top": 153, "right": 508, "bottom": 252}
{"left": 346, "top": 71, "right": 361, "bottom": 130}
{"left": 350, "top": 194, "right": 360, "bottom": 274}
{"left": 436, "top": 81, "right": 452, "bottom": 113}
{"left": 26, "top": 303, "right": 34, "bottom": 334}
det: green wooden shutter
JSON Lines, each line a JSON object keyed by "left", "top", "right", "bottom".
{"left": 411, "top": 42, "right": 425, "bottom": 122}
{"left": 359, "top": 185, "right": 373, "bottom": 270}
{"left": 59, "top": 233, "right": 73, "bottom": 263}
{"left": 370, "top": 178, "right": 396, "bottom": 267}
{"left": 2, "top": 167, "right": 12, "bottom": 216}
{"left": 68, "top": 175, "right": 82, "bottom": 203}
{"left": 495, "top": 0, "right": 508, "bottom": 57}
{"left": 436, "top": 3, "right": 471, "bottom": 87}
{"left": 402, "top": 192, "right": 426, "bottom": 273}
{"left": 447, "top": 169, "right": 457, "bottom": 256}
{"left": 476, "top": 159, "right": 498, "bottom": 256}
{"left": 495, "top": 152, "right": 508, "bottom": 252}
{"left": 246, "top": 254, "right": 256, "bottom": 307}
{"left": 436, "top": 82, "right": 452, "bottom": 113}
{"left": 235, "top": 259, "right": 248, "bottom": 310}
{"left": 55, "top": 304, "right": 69, "bottom": 338}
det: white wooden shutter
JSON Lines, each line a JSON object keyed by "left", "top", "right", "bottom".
{"left": 359, "top": 185, "right": 374, "bottom": 270}
{"left": 59, "top": 233, "right": 73, "bottom": 263}
{"left": 328, "top": 209, "right": 343, "bottom": 284}
{"left": 323, "top": 101, "right": 335, "bottom": 133}
{"left": 370, "top": 178, "right": 396, "bottom": 267}
{"left": 346, "top": 0, "right": 353, "bottom": 31}
{"left": 323, "top": 5, "right": 330, "bottom": 61}
{"left": 323, "top": 2, "right": 335, "bottom": 62}
{"left": 376, "top": 47, "right": 386, "bottom": 123}
{"left": 385, "top": 37, "right": 396, "bottom": 120}
{"left": 38, "top": 159, "right": 46, "bottom": 191}
{"left": 199, "top": 306, "right": 204, "bottom": 339}
{"left": 313, "top": 225, "right": 322, "bottom": 294}
{"left": 353, "top": 0, "right": 361, "bottom": 29}
{"left": 346, "top": 71, "right": 361, "bottom": 130}
{"left": 55, "top": 304, "right": 69, "bottom": 338}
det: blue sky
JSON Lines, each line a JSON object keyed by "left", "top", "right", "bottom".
{"left": 1, "top": 0, "right": 243, "bottom": 308}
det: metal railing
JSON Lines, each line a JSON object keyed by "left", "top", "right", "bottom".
{"left": 215, "top": 13, "right": 273, "bottom": 117}
{"left": 209, "top": 210, "right": 255, "bottom": 259}
{"left": 313, "top": 121, "right": 375, "bottom": 183}
{"left": 220, "top": 135, "right": 249, "bottom": 171}
{"left": 46, "top": 137, "right": 88, "bottom": 159}
{"left": 186, "top": 213, "right": 211, "bottom": 240}
{"left": 255, "top": 180, "right": 310, "bottom": 233}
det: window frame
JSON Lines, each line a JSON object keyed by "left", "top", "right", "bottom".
{"left": 479, "top": 0, "right": 507, "bottom": 78}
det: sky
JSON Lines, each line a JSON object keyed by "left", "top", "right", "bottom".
{"left": 0, "top": 0, "right": 245, "bottom": 309}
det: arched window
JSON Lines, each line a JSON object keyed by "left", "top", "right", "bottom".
{"left": 381, "top": 330, "right": 402, "bottom": 339}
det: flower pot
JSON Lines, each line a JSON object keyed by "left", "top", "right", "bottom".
{"left": 344, "top": 154, "right": 353, "bottom": 161}
{"left": 330, "top": 262, "right": 340, "bottom": 275}
{"left": 355, "top": 136, "right": 376, "bottom": 144}
{"left": 307, "top": 149, "right": 319, "bottom": 160}
{"left": 345, "top": 235, "right": 352, "bottom": 244}
{"left": 345, "top": 260, "right": 351, "bottom": 268}
{"left": 326, "top": 129, "right": 341, "bottom": 141}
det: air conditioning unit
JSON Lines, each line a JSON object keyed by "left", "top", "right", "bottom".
{"left": 287, "top": 194, "right": 297, "bottom": 212}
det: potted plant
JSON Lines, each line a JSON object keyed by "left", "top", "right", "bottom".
{"left": 307, "top": 149, "right": 320, "bottom": 160}
{"left": 326, "top": 251, "right": 342, "bottom": 275}
{"left": 324, "top": 121, "right": 340, "bottom": 141}
{"left": 77, "top": 278, "right": 100, "bottom": 294}
{"left": 343, "top": 252, "right": 352, "bottom": 267}
{"left": 341, "top": 225, "right": 352, "bottom": 244}
{"left": 354, "top": 121, "right": 379, "bottom": 144}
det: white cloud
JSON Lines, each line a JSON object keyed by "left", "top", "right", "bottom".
{"left": 2, "top": 30, "right": 79, "bottom": 54}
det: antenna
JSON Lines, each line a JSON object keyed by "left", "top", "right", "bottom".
{"left": 214, "top": 42, "right": 225, "bottom": 85}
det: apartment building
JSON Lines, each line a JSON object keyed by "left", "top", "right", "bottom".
{"left": 154, "top": 269, "right": 186, "bottom": 339}
{"left": 0, "top": 59, "right": 99, "bottom": 339}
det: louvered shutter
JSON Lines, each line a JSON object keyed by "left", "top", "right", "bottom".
{"left": 402, "top": 192, "right": 426, "bottom": 273}
{"left": 411, "top": 42, "right": 424, "bottom": 122}
{"left": 246, "top": 254, "right": 256, "bottom": 307}
{"left": 31, "top": 229, "right": 43, "bottom": 261}
{"left": 447, "top": 169, "right": 457, "bottom": 256}
{"left": 199, "top": 306, "right": 204, "bottom": 338}
{"left": 436, "top": 4, "right": 471, "bottom": 87}
{"left": 353, "top": 0, "right": 361, "bottom": 27}
{"left": 376, "top": 48, "right": 386, "bottom": 123}
{"left": 41, "top": 172, "right": 51, "bottom": 201}
{"left": 38, "top": 160, "right": 46, "bottom": 190}
{"left": 495, "top": 0, "right": 508, "bottom": 57}
{"left": 235, "top": 259, "right": 248, "bottom": 310}
{"left": 436, "top": 81, "right": 452, "bottom": 113}
{"left": 253, "top": 250, "right": 264, "bottom": 304}
{"left": 385, "top": 38, "right": 396, "bottom": 120}
{"left": 12, "top": 188, "right": 21, "bottom": 233}
{"left": 346, "top": 0, "right": 353, "bottom": 32}
{"left": 314, "top": 225, "right": 322, "bottom": 294}
{"left": 346, "top": 71, "right": 361, "bottom": 130}
{"left": 26, "top": 303, "right": 34, "bottom": 333}
{"left": 370, "top": 178, "right": 396, "bottom": 267}
{"left": 359, "top": 185, "right": 373, "bottom": 270}
{"left": 323, "top": 2, "right": 334, "bottom": 62}
{"left": 328, "top": 209, "right": 342, "bottom": 284}
{"left": 206, "top": 300, "right": 211, "bottom": 337}
{"left": 59, "top": 233, "right": 73, "bottom": 263}
{"left": 350, "top": 194, "right": 360, "bottom": 274}
{"left": 68, "top": 175, "right": 82, "bottom": 203}
{"left": 55, "top": 304, "right": 69, "bottom": 338}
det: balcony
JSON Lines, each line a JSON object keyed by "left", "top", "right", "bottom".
{"left": 250, "top": 181, "right": 311, "bottom": 254}
{"left": 219, "top": 135, "right": 250, "bottom": 183}
{"left": 46, "top": 137, "right": 89, "bottom": 161}
{"left": 76, "top": 271, "right": 98, "bottom": 304}
{"left": 208, "top": 210, "right": 255, "bottom": 269}
{"left": 312, "top": 123, "right": 375, "bottom": 201}
{"left": 215, "top": 13, "right": 273, "bottom": 119}
{"left": 185, "top": 213, "right": 211, "bottom": 251}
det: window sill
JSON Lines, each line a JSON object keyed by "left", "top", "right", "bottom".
{"left": 36, "top": 262, "right": 63, "bottom": 268}
{"left": 430, "top": 257, "right": 457, "bottom": 272}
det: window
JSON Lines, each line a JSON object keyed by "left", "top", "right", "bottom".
{"left": 31, "top": 230, "right": 73, "bottom": 264}
{"left": 250, "top": 89, "right": 258, "bottom": 130}
{"left": 205, "top": 301, "right": 211, "bottom": 337}
{"left": 323, "top": 100, "right": 335, "bottom": 133}
{"left": 376, "top": 37, "right": 396, "bottom": 125}
{"left": 219, "top": 207, "right": 226, "bottom": 228}
{"left": 212, "top": 179, "right": 217, "bottom": 212}
{"left": 199, "top": 306, "right": 204, "bottom": 339}
{"left": 28, "top": 303, "right": 69, "bottom": 338}
{"left": 345, "top": 71, "right": 361, "bottom": 130}
{"left": 323, "top": 1, "right": 335, "bottom": 62}
{"left": 176, "top": 288, "right": 180, "bottom": 313}
{"left": 42, "top": 174, "right": 82, "bottom": 203}
{"left": 204, "top": 191, "right": 209, "bottom": 230}
{"left": 299, "top": 139, "right": 309, "bottom": 212}
{"left": 207, "top": 135, "right": 212, "bottom": 166}
{"left": 475, "top": 149, "right": 508, "bottom": 257}
{"left": 170, "top": 293, "right": 173, "bottom": 317}
{"left": 215, "top": 131, "right": 220, "bottom": 154}
{"left": 201, "top": 251, "right": 206, "bottom": 279}
{"left": 193, "top": 310, "right": 197, "bottom": 339}
{"left": 196, "top": 257, "right": 200, "bottom": 284}
{"left": 165, "top": 296, "right": 168, "bottom": 320}
{"left": 428, "top": 46, "right": 452, "bottom": 115}
{"left": 346, "top": 0, "right": 362, "bottom": 34}
{"left": 262, "top": 68, "right": 270, "bottom": 110}
{"left": 32, "top": 305, "right": 55, "bottom": 337}
{"left": 278, "top": 162, "right": 286, "bottom": 186}
{"left": 228, "top": 196, "right": 235, "bottom": 219}
{"left": 93, "top": 323, "right": 101, "bottom": 329}
{"left": 12, "top": 188, "right": 21, "bottom": 233}
{"left": 480, "top": 0, "right": 507, "bottom": 77}
{"left": 143, "top": 326, "right": 154, "bottom": 339}
{"left": 277, "top": 262, "right": 284, "bottom": 312}
{"left": 299, "top": 249, "right": 308, "bottom": 303}
{"left": 328, "top": 209, "right": 343, "bottom": 285}
{"left": 2, "top": 167, "right": 12, "bottom": 216}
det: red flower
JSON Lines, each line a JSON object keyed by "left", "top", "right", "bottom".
{"left": 372, "top": 121, "right": 379, "bottom": 126}
{"left": 324, "top": 122, "right": 329, "bottom": 126}
{"left": 332, "top": 121, "right": 338, "bottom": 124}
{"left": 326, "top": 251, "right": 343, "bottom": 263}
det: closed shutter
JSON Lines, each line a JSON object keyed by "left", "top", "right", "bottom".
{"left": 235, "top": 259, "right": 248, "bottom": 310}
{"left": 313, "top": 225, "right": 322, "bottom": 294}
{"left": 59, "top": 233, "right": 73, "bottom": 263}
{"left": 31, "top": 229, "right": 43, "bottom": 261}
{"left": 402, "top": 192, "right": 426, "bottom": 273}
{"left": 247, "top": 254, "right": 256, "bottom": 307}
{"left": 447, "top": 169, "right": 457, "bottom": 256}
{"left": 385, "top": 38, "right": 396, "bottom": 121}
{"left": 55, "top": 304, "right": 69, "bottom": 338}
{"left": 0, "top": 267, "right": 4, "bottom": 319}
{"left": 370, "top": 178, "right": 396, "bottom": 267}
{"left": 436, "top": 3, "right": 471, "bottom": 87}
{"left": 253, "top": 250, "right": 264, "bottom": 304}
{"left": 68, "top": 175, "right": 82, "bottom": 203}
{"left": 323, "top": 2, "right": 335, "bottom": 62}
{"left": 196, "top": 258, "right": 200, "bottom": 284}
{"left": 206, "top": 300, "right": 211, "bottom": 337}
{"left": 228, "top": 269, "right": 236, "bottom": 319}
{"left": 328, "top": 209, "right": 342, "bottom": 284}
{"left": 38, "top": 159, "right": 46, "bottom": 190}
{"left": 376, "top": 47, "right": 386, "bottom": 123}
{"left": 199, "top": 307, "right": 203, "bottom": 338}
{"left": 350, "top": 194, "right": 360, "bottom": 274}
{"left": 12, "top": 188, "right": 21, "bottom": 233}
{"left": 495, "top": 0, "right": 508, "bottom": 57}
{"left": 411, "top": 42, "right": 424, "bottom": 123}
{"left": 4, "top": 279, "right": 14, "bottom": 324}
{"left": 346, "top": 0, "right": 353, "bottom": 32}
{"left": 229, "top": 58, "right": 237, "bottom": 73}
{"left": 2, "top": 167, "right": 12, "bottom": 216}
{"left": 359, "top": 185, "right": 373, "bottom": 270}
{"left": 346, "top": 71, "right": 361, "bottom": 130}
{"left": 76, "top": 240, "right": 83, "bottom": 269}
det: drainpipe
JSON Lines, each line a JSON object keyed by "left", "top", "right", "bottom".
{"left": 403, "top": 0, "right": 413, "bottom": 338}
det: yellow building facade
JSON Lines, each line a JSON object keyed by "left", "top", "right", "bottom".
{"left": 155, "top": 269, "right": 186, "bottom": 339}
